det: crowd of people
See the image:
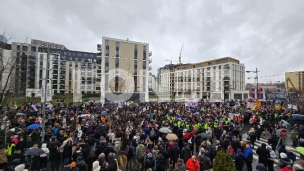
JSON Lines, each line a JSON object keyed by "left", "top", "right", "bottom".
{"left": 0, "top": 99, "right": 302, "bottom": 171}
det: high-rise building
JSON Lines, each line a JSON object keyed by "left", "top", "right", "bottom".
{"left": 157, "top": 57, "right": 247, "bottom": 100}
{"left": 97, "top": 37, "right": 152, "bottom": 103}
{"left": 7, "top": 41, "right": 96, "bottom": 97}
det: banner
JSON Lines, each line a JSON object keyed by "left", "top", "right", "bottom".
{"left": 41, "top": 81, "right": 52, "bottom": 102}
{"left": 185, "top": 98, "right": 199, "bottom": 107}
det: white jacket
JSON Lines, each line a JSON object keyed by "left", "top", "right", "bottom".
{"left": 92, "top": 161, "right": 100, "bottom": 171}
{"left": 14, "top": 164, "right": 28, "bottom": 171}
{"left": 40, "top": 143, "right": 49, "bottom": 157}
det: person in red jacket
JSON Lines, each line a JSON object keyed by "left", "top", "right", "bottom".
{"left": 281, "top": 165, "right": 292, "bottom": 171}
{"left": 186, "top": 155, "right": 200, "bottom": 171}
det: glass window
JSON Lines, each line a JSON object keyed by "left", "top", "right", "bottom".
{"left": 105, "top": 40, "right": 109, "bottom": 46}
{"left": 93, "top": 59, "right": 96, "bottom": 62}
{"left": 116, "top": 50, "right": 119, "bottom": 57}
{"left": 134, "top": 44, "right": 138, "bottom": 50}
{"left": 116, "top": 42, "right": 120, "bottom": 47}
{"left": 105, "top": 66, "right": 109, "bottom": 73}
{"left": 64, "top": 52, "right": 67, "bottom": 55}
{"left": 115, "top": 58, "right": 119, "bottom": 65}
{"left": 143, "top": 45, "right": 146, "bottom": 51}
{"left": 134, "top": 60, "right": 137, "bottom": 65}
{"left": 75, "top": 58, "right": 78, "bottom": 61}
{"left": 105, "top": 49, "right": 109, "bottom": 56}
{"left": 105, "top": 57, "right": 109, "bottom": 63}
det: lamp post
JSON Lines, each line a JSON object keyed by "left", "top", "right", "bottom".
{"left": 246, "top": 67, "right": 259, "bottom": 99}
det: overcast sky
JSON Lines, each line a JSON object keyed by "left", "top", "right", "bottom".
{"left": 1, "top": 0, "right": 303, "bottom": 83}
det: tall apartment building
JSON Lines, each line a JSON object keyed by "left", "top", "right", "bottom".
{"left": 6, "top": 41, "right": 96, "bottom": 97}
{"left": 31, "top": 39, "right": 68, "bottom": 50}
{"left": 158, "top": 57, "right": 247, "bottom": 100}
{"left": 97, "top": 37, "right": 152, "bottom": 103}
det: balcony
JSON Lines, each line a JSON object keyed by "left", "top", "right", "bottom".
{"left": 149, "top": 51, "right": 152, "bottom": 57}
{"left": 59, "top": 86, "right": 65, "bottom": 90}
{"left": 97, "top": 44, "right": 102, "bottom": 51}
{"left": 224, "top": 66, "right": 230, "bottom": 70}
{"left": 149, "top": 58, "right": 152, "bottom": 64}
{"left": 29, "top": 59, "right": 36, "bottom": 64}
{"left": 223, "top": 77, "right": 230, "bottom": 81}
{"left": 206, "top": 78, "right": 211, "bottom": 81}
{"left": 149, "top": 66, "right": 152, "bottom": 71}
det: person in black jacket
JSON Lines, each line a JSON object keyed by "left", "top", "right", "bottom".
{"left": 106, "top": 153, "right": 118, "bottom": 171}
{"left": 104, "top": 143, "right": 115, "bottom": 162}
{"left": 126, "top": 144, "right": 135, "bottom": 170}
{"left": 171, "top": 143, "right": 180, "bottom": 169}
{"left": 256, "top": 143, "right": 270, "bottom": 168}
{"left": 63, "top": 141, "right": 72, "bottom": 167}
{"left": 198, "top": 151, "right": 212, "bottom": 171}
{"left": 234, "top": 148, "right": 245, "bottom": 171}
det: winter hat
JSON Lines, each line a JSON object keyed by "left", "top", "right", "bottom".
{"left": 146, "top": 149, "right": 150, "bottom": 154}
{"left": 70, "top": 161, "right": 77, "bottom": 169}
{"left": 266, "top": 145, "right": 272, "bottom": 149}
{"left": 237, "top": 148, "right": 242, "bottom": 153}
{"left": 280, "top": 152, "right": 287, "bottom": 159}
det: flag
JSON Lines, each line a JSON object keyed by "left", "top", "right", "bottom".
{"left": 31, "top": 104, "right": 38, "bottom": 111}
{"left": 200, "top": 107, "right": 204, "bottom": 112}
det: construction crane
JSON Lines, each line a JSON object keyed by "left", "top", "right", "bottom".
{"left": 286, "top": 77, "right": 299, "bottom": 97}
{"left": 165, "top": 59, "right": 179, "bottom": 64}
{"left": 179, "top": 44, "right": 184, "bottom": 64}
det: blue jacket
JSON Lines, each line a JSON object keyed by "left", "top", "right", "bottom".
{"left": 244, "top": 148, "right": 253, "bottom": 162}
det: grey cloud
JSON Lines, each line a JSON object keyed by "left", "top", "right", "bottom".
{"left": 1, "top": 0, "right": 304, "bottom": 83}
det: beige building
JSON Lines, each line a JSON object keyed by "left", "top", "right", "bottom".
{"left": 158, "top": 57, "right": 247, "bottom": 100}
{"left": 98, "top": 37, "right": 151, "bottom": 103}
{"left": 285, "top": 71, "right": 304, "bottom": 96}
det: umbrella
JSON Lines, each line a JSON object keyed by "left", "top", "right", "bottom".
{"left": 296, "top": 147, "right": 304, "bottom": 155}
{"left": 27, "top": 124, "right": 40, "bottom": 130}
{"left": 200, "top": 133, "right": 212, "bottom": 139}
{"left": 281, "top": 119, "right": 290, "bottom": 126}
{"left": 159, "top": 127, "right": 172, "bottom": 133}
{"left": 166, "top": 133, "right": 178, "bottom": 141}
{"left": 25, "top": 148, "right": 45, "bottom": 156}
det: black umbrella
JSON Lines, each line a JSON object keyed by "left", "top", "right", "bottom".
{"left": 25, "top": 148, "right": 45, "bottom": 156}
{"left": 200, "top": 133, "right": 212, "bottom": 139}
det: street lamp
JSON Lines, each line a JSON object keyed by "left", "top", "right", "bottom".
{"left": 246, "top": 67, "right": 259, "bottom": 99}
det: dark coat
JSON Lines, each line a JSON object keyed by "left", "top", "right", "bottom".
{"left": 171, "top": 145, "right": 180, "bottom": 161}
{"left": 235, "top": 152, "right": 245, "bottom": 168}
{"left": 106, "top": 159, "right": 117, "bottom": 171}
{"left": 181, "top": 145, "right": 191, "bottom": 162}
{"left": 198, "top": 155, "right": 212, "bottom": 170}
{"left": 256, "top": 144, "right": 269, "bottom": 165}
{"left": 49, "top": 151, "right": 61, "bottom": 168}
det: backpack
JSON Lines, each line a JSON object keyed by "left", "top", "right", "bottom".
{"left": 149, "top": 129, "right": 156, "bottom": 138}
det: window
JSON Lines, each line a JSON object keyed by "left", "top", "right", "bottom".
{"left": 115, "top": 58, "right": 119, "bottom": 66}
{"left": 143, "top": 45, "right": 146, "bottom": 51}
{"left": 105, "top": 66, "right": 109, "bottom": 73}
{"left": 75, "top": 58, "right": 78, "bottom": 61}
{"left": 105, "top": 40, "right": 109, "bottom": 46}
{"left": 222, "top": 59, "right": 228, "bottom": 63}
{"left": 134, "top": 44, "right": 138, "bottom": 50}
{"left": 143, "top": 61, "right": 146, "bottom": 70}
{"left": 115, "top": 50, "right": 119, "bottom": 57}
{"left": 106, "top": 49, "right": 109, "bottom": 56}
{"left": 84, "top": 54, "right": 88, "bottom": 57}
{"left": 64, "top": 52, "right": 68, "bottom": 55}
{"left": 22, "top": 46, "right": 28, "bottom": 51}
{"left": 105, "top": 57, "right": 109, "bottom": 63}
{"left": 116, "top": 42, "right": 120, "bottom": 47}
{"left": 31, "top": 47, "right": 36, "bottom": 52}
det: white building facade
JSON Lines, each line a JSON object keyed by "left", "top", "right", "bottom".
{"left": 158, "top": 57, "right": 248, "bottom": 100}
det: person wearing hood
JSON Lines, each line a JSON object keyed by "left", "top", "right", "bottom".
{"left": 40, "top": 143, "right": 49, "bottom": 171}
{"left": 279, "top": 153, "right": 293, "bottom": 169}
{"left": 174, "top": 158, "right": 186, "bottom": 171}
{"left": 234, "top": 148, "right": 245, "bottom": 171}
{"left": 256, "top": 143, "right": 269, "bottom": 168}
{"left": 14, "top": 164, "right": 28, "bottom": 171}
{"left": 255, "top": 163, "right": 267, "bottom": 171}
{"left": 92, "top": 161, "right": 100, "bottom": 171}
{"left": 266, "top": 145, "right": 276, "bottom": 171}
